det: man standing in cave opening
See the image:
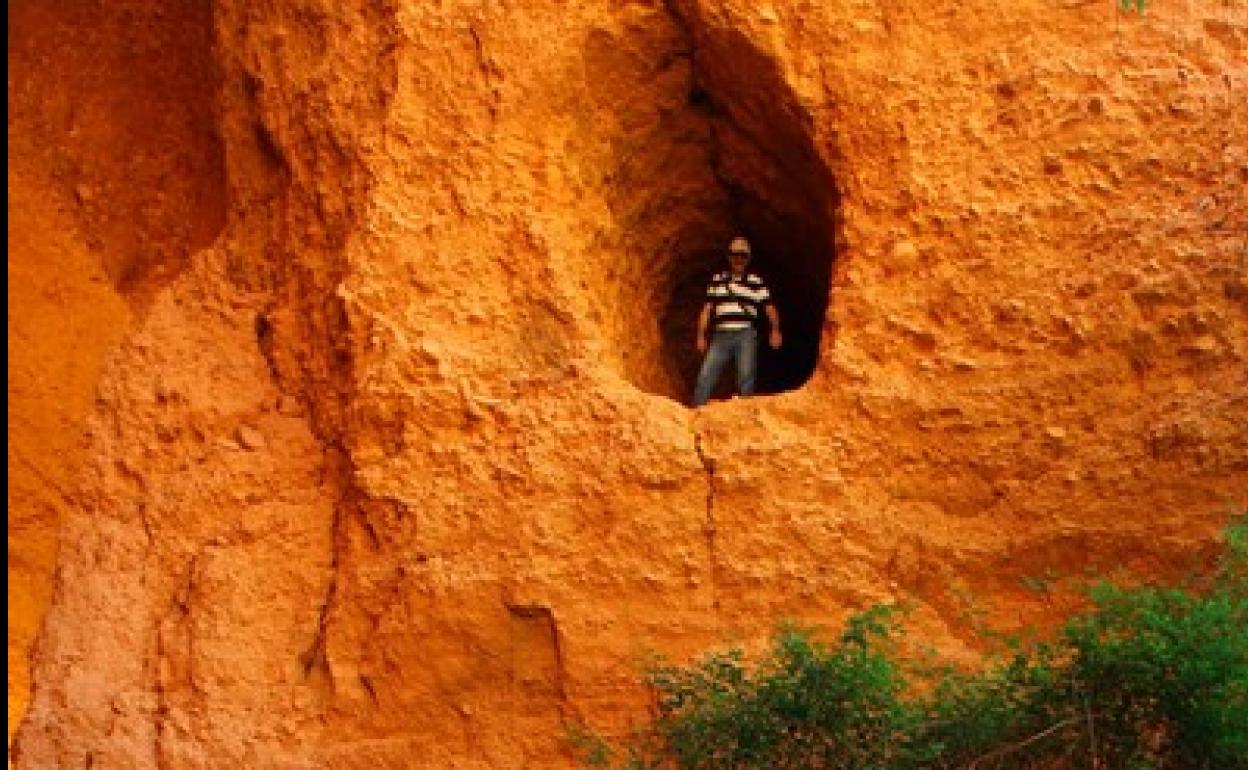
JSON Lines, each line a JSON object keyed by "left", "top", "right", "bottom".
{"left": 692, "top": 236, "right": 783, "bottom": 407}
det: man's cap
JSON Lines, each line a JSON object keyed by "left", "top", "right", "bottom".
{"left": 728, "top": 236, "right": 751, "bottom": 256}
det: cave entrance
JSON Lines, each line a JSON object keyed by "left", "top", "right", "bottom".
{"left": 606, "top": 21, "right": 838, "bottom": 405}
{"left": 659, "top": 194, "right": 835, "bottom": 403}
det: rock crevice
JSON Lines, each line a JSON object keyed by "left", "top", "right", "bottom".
{"left": 692, "top": 426, "right": 721, "bottom": 615}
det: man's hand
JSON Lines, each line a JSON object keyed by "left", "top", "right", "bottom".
{"left": 764, "top": 304, "right": 783, "bottom": 350}
{"left": 696, "top": 303, "right": 711, "bottom": 355}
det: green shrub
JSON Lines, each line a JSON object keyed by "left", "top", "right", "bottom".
{"left": 645, "top": 606, "right": 925, "bottom": 770}
{"left": 572, "top": 513, "right": 1248, "bottom": 770}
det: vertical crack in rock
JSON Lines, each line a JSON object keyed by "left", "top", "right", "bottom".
{"left": 300, "top": 451, "right": 352, "bottom": 683}
{"left": 217, "top": 0, "right": 403, "bottom": 695}
{"left": 691, "top": 428, "right": 720, "bottom": 616}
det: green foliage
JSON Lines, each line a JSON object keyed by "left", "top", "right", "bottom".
{"left": 1062, "top": 580, "right": 1248, "bottom": 768}
{"left": 1120, "top": 0, "right": 1147, "bottom": 13}
{"left": 572, "top": 514, "right": 1248, "bottom": 770}
{"left": 643, "top": 607, "right": 923, "bottom": 770}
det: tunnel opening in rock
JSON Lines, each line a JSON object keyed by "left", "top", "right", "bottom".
{"left": 659, "top": 183, "right": 836, "bottom": 403}
{"left": 594, "top": 19, "right": 838, "bottom": 405}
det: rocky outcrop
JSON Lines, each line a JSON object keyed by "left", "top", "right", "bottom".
{"left": 10, "top": 0, "right": 1247, "bottom": 767}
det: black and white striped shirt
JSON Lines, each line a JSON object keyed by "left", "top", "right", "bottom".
{"left": 707, "top": 271, "right": 771, "bottom": 331}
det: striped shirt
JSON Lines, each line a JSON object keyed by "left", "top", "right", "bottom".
{"left": 706, "top": 271, "right": 771, "bottom": 331}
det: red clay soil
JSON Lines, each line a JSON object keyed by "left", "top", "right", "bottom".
{"left": 9, "top": 1, "right": 1247, "bottom": 767}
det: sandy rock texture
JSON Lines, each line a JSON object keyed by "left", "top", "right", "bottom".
{"left": 9, "top": 0, "right": 1248, "bottom": 767}
{"left": 7, "top": 0, "right": 223, "bottom": 753}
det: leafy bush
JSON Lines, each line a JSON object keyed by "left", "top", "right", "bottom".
{"left": 572, "top": 514, "right": 1247, "bottom": 770}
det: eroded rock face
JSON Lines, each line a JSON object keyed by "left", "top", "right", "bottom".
{"left": 10, "top": 0, "right": 1247, "bottom": 767}
{"left": 7, "top": 0, "right": 222, "bottom": 754}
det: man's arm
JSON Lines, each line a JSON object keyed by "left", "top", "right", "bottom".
{"left": 696, "top": 303, "right": 712, "bottom": 353}
{"left": 765, "top": 303, "right": 782, "bottom": 349}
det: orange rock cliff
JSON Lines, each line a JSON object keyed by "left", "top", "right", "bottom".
{"left": 8, "top": 0, "right": 1247, "bottom": 767}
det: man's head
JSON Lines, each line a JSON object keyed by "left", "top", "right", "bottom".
{"left": 727, "top": 236, "right": 751, "bottom": 273}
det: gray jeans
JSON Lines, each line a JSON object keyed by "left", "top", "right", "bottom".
{"left": 692, "top": 327, "right": 757, "bottom": 407}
